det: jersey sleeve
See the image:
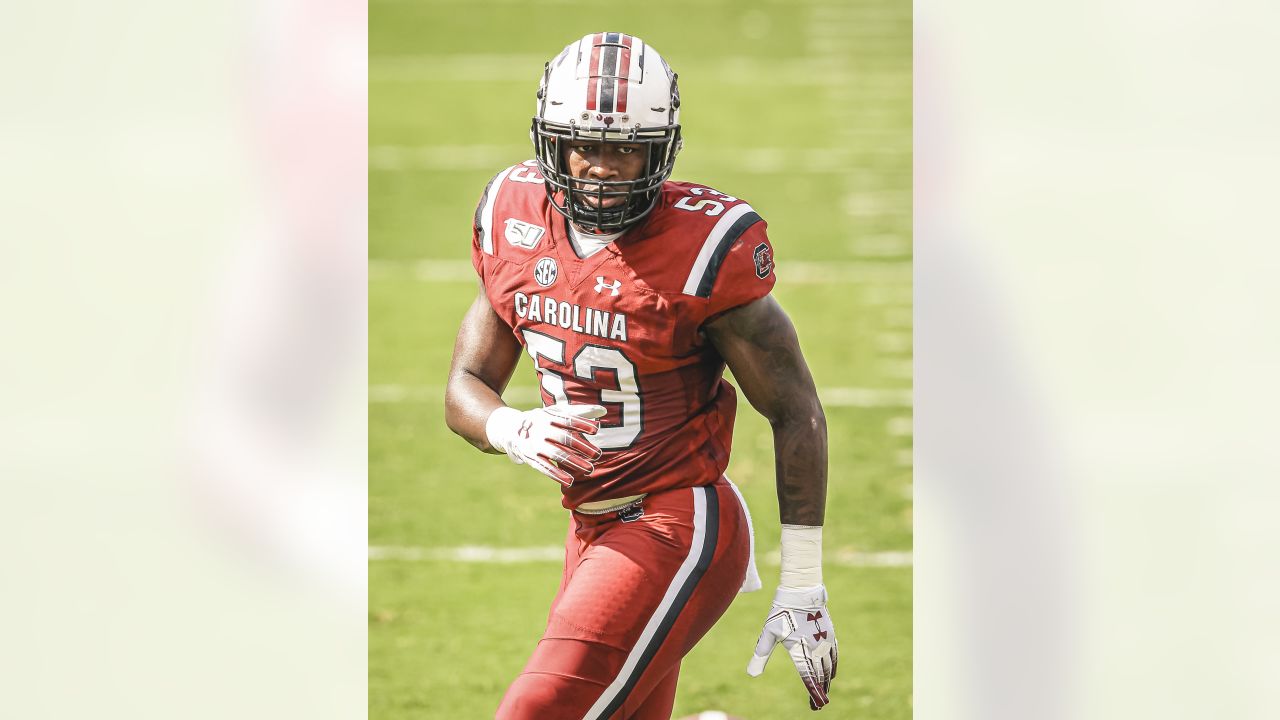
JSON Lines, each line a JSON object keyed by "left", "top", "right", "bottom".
{"left": 470, "top": 171, "right": 504, "bottom": 279}
{"left": 470, "top": 213, "right": 485, "bottom": 279}
{"left": 704, "top": 219, "right": 776, "bottom": 319}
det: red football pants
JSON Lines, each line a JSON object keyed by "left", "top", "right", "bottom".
{"left": 496, "top": 479, "right": 750, "bottom": 720}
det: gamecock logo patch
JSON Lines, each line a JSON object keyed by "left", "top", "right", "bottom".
{"left": 753, "top": 243, "right": 773, "bottom": 279}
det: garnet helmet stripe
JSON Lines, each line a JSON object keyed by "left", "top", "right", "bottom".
{"left": 616, "top": 35, "right": 633, "bottom": 112}
{"left": 585, "top": 32, "right": 603, "bottom": 111}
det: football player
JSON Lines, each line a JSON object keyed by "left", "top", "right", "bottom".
{"left": 445, "top": 32, "right": 837, "bottom": 718}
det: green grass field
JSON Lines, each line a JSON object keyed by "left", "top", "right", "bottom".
{"left": 370, "top": 0, "right": 911, "bottom": 717}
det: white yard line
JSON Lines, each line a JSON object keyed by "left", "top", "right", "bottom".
{"left": 369, "top": 545, "right": 563, "bottom": 563}
{"left": 370, "top": 545, "right": 912, "bottom": 568}
{"left": 818, "top": 386, "right": 913, "bottom": 408}
{"left": 863, "top": 285, "right": 913, "bottom": 306}
{"left": 368, "top": 144, "right": 528, "bottom": 171}
{"left": 370, "top": 384, "right": 911, "bottom": 408}
{"left": 831, "top": 550, "right": 913, "bottom": 568}
{"left": 875, "top": 332, "right": 913, "bottom": 354}
{"left": 895, "top": 448, "right": 914, "bottom": 467}
{"left": 886, "top": 416, "right": 914, "bottom": 436}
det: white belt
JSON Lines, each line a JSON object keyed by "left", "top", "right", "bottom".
{"left": 575, "top": 493, "right": 647, "bottom": 515}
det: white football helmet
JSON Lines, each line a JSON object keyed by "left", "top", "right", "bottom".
{"left": 532, "top": 33, "right": 683, "bottom": 232}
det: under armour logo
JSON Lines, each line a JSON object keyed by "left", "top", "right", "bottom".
{"left": 594, "top": 276, "right": 621, "bottom": 296}
{"left": 517, "top": 420, "right": 533, "bottom": 439}
{"left": 807, "top": 610, "right": 826, "bottom": 641}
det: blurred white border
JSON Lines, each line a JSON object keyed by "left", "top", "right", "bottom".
{"left": 2, "top": 1, "right": 367, "bottom": 717}
{"left": 917, "top": 0, "right": 1280, "bottom": 717}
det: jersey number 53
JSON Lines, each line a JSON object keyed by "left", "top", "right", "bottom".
{"left": 522, "top": 329, "right": 642, "bottom": 450}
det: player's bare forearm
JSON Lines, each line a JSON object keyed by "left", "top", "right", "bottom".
{"left": 444, "top": 289, "right": 522, "bottom": 453}
{"left": 705, "top": 296, "right": 828, "bottom": 526}
{"left": 770, "top": 405, "right": 828, "bottom": 526}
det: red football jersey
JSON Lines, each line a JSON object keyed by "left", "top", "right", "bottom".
{"left": 471, "top": 160, "right": 777, "bottom": 509}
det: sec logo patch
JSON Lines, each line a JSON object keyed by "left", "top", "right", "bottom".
{"left": 753, "top": 242, "right": 773, "bottom": 279}
{"left": 534, "top": 256, "right": 558, "bottom": 287}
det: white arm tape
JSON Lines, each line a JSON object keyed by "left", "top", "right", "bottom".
{"left": 779, "top": 524, "right": 823, "bottom": 589}
{"left": 484, "top": 406, "right": 522, "bottom": 454}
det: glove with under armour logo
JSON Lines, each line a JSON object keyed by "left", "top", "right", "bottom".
{"left": 485, "top": 403, "right": 606, "bottom": 487}
{"left": 747, "top": 524, "right": 836, "bottom": 710}
{"left": 747, "top": 584, "right": 838, "bottom": 710}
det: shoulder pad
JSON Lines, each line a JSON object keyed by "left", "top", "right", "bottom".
{"left": 678, "top": 200, "right": 764, "bottom": 298}
{"left": 475, "top": 160, "right": 546, "bottom": 256}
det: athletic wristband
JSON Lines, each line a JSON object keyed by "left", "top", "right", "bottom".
{"left": 772, "top": 583, "right": 828, "bottom": 609}
{"left": 484, "top": 406, "right": 522, "bottom": 454}
{"left": 779, "top": 524, "right": 823, "bottom": 589}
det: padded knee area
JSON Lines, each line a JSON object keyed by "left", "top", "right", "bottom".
{"left": 497, "top": 672, "right": 581, "bottom": 719}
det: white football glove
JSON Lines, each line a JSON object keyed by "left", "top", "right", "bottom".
{"left": 747, "top": 584, "right": 838, "bottom": 711}
{"left": 485, "top": 403, "right": 606, "bottom": 487}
